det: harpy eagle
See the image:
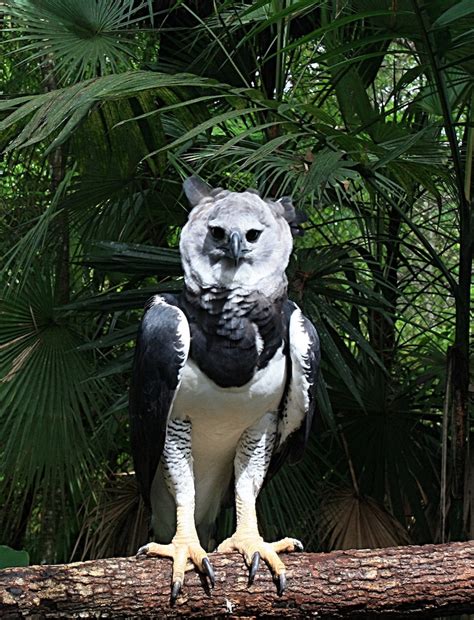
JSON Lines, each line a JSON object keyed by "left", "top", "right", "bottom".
{"left": 129, "top": 177, "right": 320, "bottom": 599}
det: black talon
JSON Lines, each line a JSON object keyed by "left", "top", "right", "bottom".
{"left": 136, "top": 545, "right": 148, "bottom": 557}
{"left": 248, "top": 552, "right": 260, "bottom": 585}
{"left": 276, "top": 572, "right": 286, "bottom": 596}
{"left": 294, "top": 540, "right": 304, "bottom": 551}
{"left": 171, "top": 580, "right": 182, "bottom": 603}
{"left": 202, "top": 557, "right": 215, "bottom": 588}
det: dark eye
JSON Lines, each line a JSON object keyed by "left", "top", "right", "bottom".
{"left": 210, "top": 226, "right": 225, "bottom": 241}
{"left": 246, "top": 229, "right": 262, "bottom": 242}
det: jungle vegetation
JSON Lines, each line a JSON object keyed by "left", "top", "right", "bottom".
{"left": 0, "top": 0, "right": 472, "bottom": 565}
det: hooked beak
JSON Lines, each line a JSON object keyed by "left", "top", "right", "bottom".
{"left": 228, "top": 230, "right": 243, "bottom": 266}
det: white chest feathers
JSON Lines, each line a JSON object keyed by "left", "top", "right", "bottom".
{"left": 171, "top": 345, "right": 287, "bottom": 431}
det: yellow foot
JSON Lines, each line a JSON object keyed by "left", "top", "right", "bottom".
{"left": 137, "top": 540, "right": 215, "bottom": 601}
{"left": 217, "top": 534, "right": 303, "bottom": 595}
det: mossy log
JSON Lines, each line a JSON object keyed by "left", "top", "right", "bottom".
{"left": 0, "top": 541, "right": 473, "bottom": 618}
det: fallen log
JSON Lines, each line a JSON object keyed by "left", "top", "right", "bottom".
{"left": 0, "top": 541, "right": 473, "bottom": 618}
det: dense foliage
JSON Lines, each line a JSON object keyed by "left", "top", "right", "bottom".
{"left": 0, "top": 0, "right": 472, "bottom": 565}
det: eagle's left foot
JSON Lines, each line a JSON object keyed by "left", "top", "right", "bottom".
{"left": 217, "top": 534, "right": 303, "bottom": 595}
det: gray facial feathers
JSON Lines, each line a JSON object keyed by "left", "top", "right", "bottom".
{"left": 179, "top": 184, "right": 294, "bottom": 299}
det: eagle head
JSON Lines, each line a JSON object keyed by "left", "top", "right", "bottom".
{"left": 180, "top": 177, "right": 299, "bottom": 297}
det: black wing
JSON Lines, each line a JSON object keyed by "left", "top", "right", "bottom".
{"left": 129, "top": 294, "right": 190, "bottom": 508}
{"left": 267, "top": 301, "right": 320, "bottom": 479}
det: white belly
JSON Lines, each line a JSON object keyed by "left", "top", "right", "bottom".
{"left": 169, "top": 345, "right": 287, "bottom": 527}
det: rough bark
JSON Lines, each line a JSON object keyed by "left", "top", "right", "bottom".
{"left": 1, "top": 542, "right": 473, "bottom": 618}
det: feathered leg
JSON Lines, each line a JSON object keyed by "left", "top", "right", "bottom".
{"left": 217, "top": 413, "right": 302, "bottom": 595}
{"left": 137, "top": 419, "right": 214, "bottom": 601}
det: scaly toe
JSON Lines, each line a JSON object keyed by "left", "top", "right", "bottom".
{"left": 217, "top": 534, "right": 300, "bottom": 594}
{"left": 136, "top": 542, "right": 174, "bottom": 558}
{"left": 257, "top": 543, "right": 286, "bottom": 576}
{"left": 216, "top": 537, "right": 235, "bottom": 553}
{"left": 135, "top": 540, "right": 214, "bottom": 597}
{"left": 271, "top": 537, "right": 304, "bottom": 553}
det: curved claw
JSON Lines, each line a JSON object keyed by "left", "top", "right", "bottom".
{"left": 293, "top": 539, "right": 304, "bottom": 551}
{"left": 248, "top": 551, "right": 260, "bottom": 586}
{"left": 202, "top": 557, "right": 215, "bottom": 588}
{"left": 276, "top": 572, "right": 286, "bottom": 597}
{"left": 171, "top": 580, "right": 182, "bottom": 603}
{"left": 136, "top": 545, "right": 149, "bottom": 557}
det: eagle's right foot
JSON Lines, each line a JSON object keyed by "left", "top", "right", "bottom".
{"left": 137, "top": 540, "right": 215, "bottom": 602}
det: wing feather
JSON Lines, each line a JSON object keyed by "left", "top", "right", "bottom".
{"left": 129, "top": 294, "right": 190, "bottom": 507}
{"left": 267, "top": 303, "right": 320, "bottom": 478}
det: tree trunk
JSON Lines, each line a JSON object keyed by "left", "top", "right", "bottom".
{"left": 413, "top": 1, "right": 473, "bottom": 542}
{"left": 42, "top": 58, "right": 69, "bottom": 306}
{"left": 1, "top": 542, "right": 473, "bottom": 618}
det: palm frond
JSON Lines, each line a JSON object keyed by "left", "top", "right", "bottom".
{"left": 3, "top": 0, "right": 154, "bottom": 84}
{"left": 72, "top": 473, "right": 148, "bottom": 560}
{"left": 317, "top": 487, "right": 411, "bottom": 550}
{"left": 0, "top": 268, "right": 115, "bottom": 561}
{"left": 0, "top": 72, "right": 231, "bottom": 153}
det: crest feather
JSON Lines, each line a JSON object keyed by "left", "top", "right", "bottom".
{"left": 268, "top": 196, "right": 307, "bottom": 237}
{"left": 183, "top": 176, "right": 212, "bottom": 207}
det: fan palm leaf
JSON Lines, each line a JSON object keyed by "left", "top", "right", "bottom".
{"left": 0, "top": 268, "right": 115, "bottom": 561}
{"left": 317, "top": 487, "right": 411, "bottom": 550}
{"left": 72, "top": 473, "right": 149, "bottom": 561}
{"left": 3, "top": 0, "right": 154, "bottom": 83}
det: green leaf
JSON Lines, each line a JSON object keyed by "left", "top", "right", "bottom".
{"left": 0, "top": 546, "right": 30, "bottom": 569}
{"left": 432, "top": 1, "right": 474, "bottom": 29}
{"left": 373, "top": 128, "right": 432, "bottom": 170}
{"left": 2, "top": 0, "right": 154, "bottom": 84}
{"left": 81, "top": 242, "right": 182, "bottom": 276}
{"left": 150, "top": 106, "right": 267, "bottom": 157}
{"left": 0, "top": 72, "right": 228, "bottom": 152}
{"left": 63, "top": 283, "right": 180, "bottom": 312}
{"left": 0, "top": 269, "right": 116, "bottom": 562}
{"left": 314, "top": 314, "right": 365, "bottom": 411}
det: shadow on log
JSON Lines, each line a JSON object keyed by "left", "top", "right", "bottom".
{"left": 0, "top": 542, "right": 473, "bottom": 618}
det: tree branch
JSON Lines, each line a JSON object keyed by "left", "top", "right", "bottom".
{"left": 1, "top": 542, "right": 473, "bottom": 618}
